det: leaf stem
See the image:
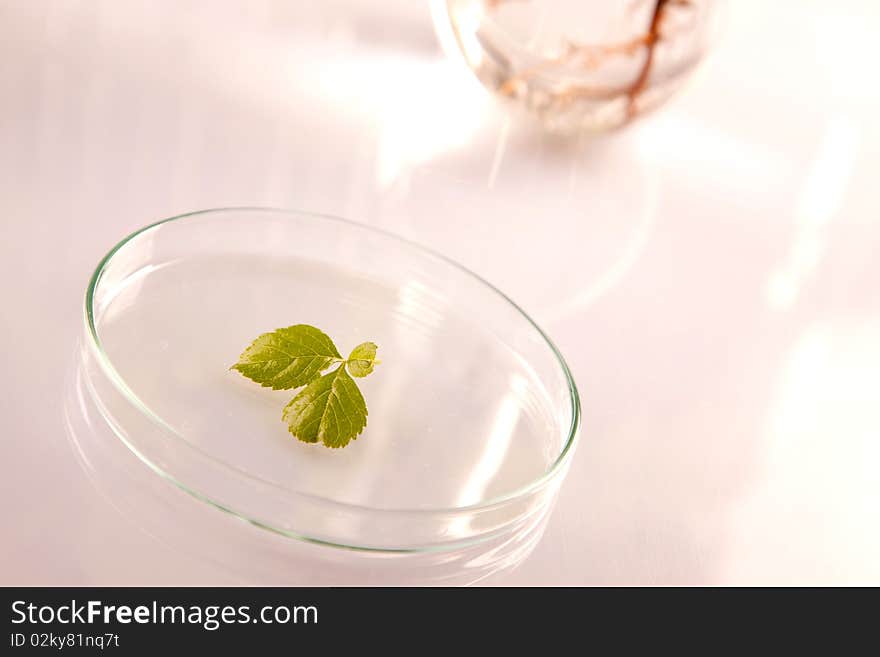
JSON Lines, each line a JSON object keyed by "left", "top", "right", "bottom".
{"left": 331, "top": 356, "right": 381, "bottom": 366}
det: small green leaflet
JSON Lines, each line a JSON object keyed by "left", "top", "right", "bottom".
{"left": 282, "top": 367, "right": 367, "bottom": 448}
{"left": 231, "top": 324, "right": 341, "bottom": 390}
{"left": 231, "top": 325, "right": 379, "bottom": 449}
{"left": 347, "top": 342, "right": 378, "bottom": 378}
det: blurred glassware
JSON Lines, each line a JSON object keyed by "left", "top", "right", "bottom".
{"left": 436, "top": 0, "right": 718, "bottom": 133}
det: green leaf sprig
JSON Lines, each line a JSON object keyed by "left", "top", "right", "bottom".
{"left": 231, "top": 324, "right": 379, "bottom": 449}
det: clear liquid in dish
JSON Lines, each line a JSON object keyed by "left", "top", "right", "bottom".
{"left": 95, "top": 254, "right": 559, "bottom": 510}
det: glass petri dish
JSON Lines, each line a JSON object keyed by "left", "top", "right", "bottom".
{"left": 82, "top": 207, "right": 580, "bottom": 564}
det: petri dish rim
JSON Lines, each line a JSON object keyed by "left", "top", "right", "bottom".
{"left": 83, "top": 207, "right": 581, "bottom": 525}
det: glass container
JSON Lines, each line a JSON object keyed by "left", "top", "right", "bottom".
{"left": 439, "top": 0, "right": 718, "bottom": 132}
{"left": 72, "top": 207, "right": 581, "bottom": 583}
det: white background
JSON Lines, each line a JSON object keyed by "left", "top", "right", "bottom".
{"left": 2, "top": 0, "right": 879, "bottom": 585}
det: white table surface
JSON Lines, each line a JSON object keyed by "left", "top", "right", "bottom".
{"left": 3, "top": 0, "right": 879, "bottom": 585}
